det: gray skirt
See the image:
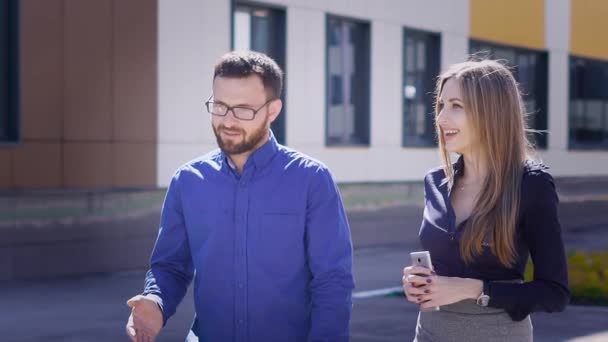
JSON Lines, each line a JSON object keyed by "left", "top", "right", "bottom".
{"left": 414, "top": 299, "right": 533, "bottom": 342}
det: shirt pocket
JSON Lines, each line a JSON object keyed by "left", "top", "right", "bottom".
{"left": 253, "top": 212, "right": 305, "bottom": 274}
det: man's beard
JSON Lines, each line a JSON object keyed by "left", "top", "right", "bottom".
{"left": 213, "top": 119, "right": 269, "bottom": 155}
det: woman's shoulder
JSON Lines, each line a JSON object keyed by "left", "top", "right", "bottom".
{"left": 521, "top": 159, "right": 558, "bottom": 202}
{"left": 425, "top": 165, "right": 445, "bottom": 179}
{"left": 424, "top": 157, "right": 463, "bottom": 184}
{"left": 522, "top": 159, "right": 554, "bottom": 183}
{"left": 424, "top": 165, "right": 448, "bottom": 188}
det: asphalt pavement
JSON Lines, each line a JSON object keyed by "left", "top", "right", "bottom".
{"left": 1, "top": 245, "right": 607, "bottom": 341}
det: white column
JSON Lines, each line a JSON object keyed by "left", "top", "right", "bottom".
{"left": 545, "top": 0, "right": 570, "bottom": 151}
{"left": 441, "top": 32, "right": 470, "bottom": 70}
{"left": 157, "top": 0, "right": 231, "bottom": 186}
{"left": 285, "top": 7, "right": 326, "bottom": 149}
{"left": 370, "top": 22, "right": 402, "bottom": 148}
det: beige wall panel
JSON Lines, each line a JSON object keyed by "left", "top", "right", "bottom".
{"left": 63, "top": 142, "right": 112, "bottom": 187}
{"left": 64, "top": 0, "right": 113, "bottom": 141}
{"left": 113, "top": 0, "right": 157, "bottom": 142}
{"left": 13, "top": 142, "right": 62, "bottom": 188}
{"left": 112, "top": 142, "right": 156, "bottom": 187}
{"left": 20, "top": 0, "right": 64, "bottom": 140}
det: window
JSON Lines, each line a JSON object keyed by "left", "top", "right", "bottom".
{"left": 569, "top": 57, "right": 608, "bottom": 149}
{"left": 233, "top": 3, "right": 286, "bottom": 144}
{"left": 470, "top": 40, "right": 548, "bottom": 148}
{"left": 326, "top": 16, "right": 370, "bottom": 146}
{"left": 0, "top": 0, "right": 18, "bottom": 142}
{"left": 402, "top": 28, "right": 440, "bottom": 147}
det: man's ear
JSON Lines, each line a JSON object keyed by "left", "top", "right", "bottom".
{"left": 267, "top": 99, "right": 283, "bottom": 124}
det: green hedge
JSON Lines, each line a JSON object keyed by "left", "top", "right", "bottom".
{"left": 525, "top": 251, "right": 608, "bottom": 306}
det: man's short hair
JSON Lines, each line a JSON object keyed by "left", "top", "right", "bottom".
{"left": 213, "top": 51, "right": 283, "bottom": 99}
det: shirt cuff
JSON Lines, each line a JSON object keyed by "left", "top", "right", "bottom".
{"left": 143, "top": 293, "right": 165, "bottom": 314}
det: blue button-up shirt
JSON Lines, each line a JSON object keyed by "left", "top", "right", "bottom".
{"left": 143, "top": 134, "right": 355, "bottom": 341}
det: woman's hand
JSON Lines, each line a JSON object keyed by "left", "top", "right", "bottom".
{"left": 417, "top": 276, "right": 483, "bottom": 309}
{"left": 402, "top": 266, "right": 483, "bottom": 308}
{"left": 402, "top": 265, "right": 434, "bottom": 304}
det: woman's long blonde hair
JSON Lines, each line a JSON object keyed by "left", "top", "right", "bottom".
{"left": 435, "top": 60, "right": 534, "bottom": 267}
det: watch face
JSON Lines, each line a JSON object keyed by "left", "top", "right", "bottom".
{"left": 476, "top": 295, "right": 490, "bottom": 307}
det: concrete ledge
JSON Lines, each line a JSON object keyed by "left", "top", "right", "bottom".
{"left": 0, "top": 189, "right": 163, "bottom": 280}
{"left": 0, "top": 213, "right": 159, "bottom": 280}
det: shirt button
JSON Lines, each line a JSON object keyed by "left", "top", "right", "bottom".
{"left": 238, "top": 319, "right": 244, "bottom": 325}
{"left": 238, "top": 283, "right": 244, "bottom": 289}
{"left": 240, "top": 181, "right": 246, "bottom": 188}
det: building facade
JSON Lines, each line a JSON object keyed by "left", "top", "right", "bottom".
{"left": 2, "top": 0, "right": 608, "bottom": 280}
{"left": 1, "top": 0, "right": 608, "bottom": 188}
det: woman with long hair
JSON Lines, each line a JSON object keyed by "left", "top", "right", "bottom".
{"left": 402, "top": 60, "right": 570, "bottom": 341}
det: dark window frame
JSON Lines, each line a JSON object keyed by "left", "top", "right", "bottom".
{"left": 325, "top": 14, "right": 371, "bottom": 147}
{"left": 568, "top": 55, "right": 608, "bottom": 150}
{"left": 470, "top": 39, "right": 549, "bottom": 149}
{"left": 0, "top": 0, "right": 19, "bottom": 144}
{"left": 231, "top": 1, "right": 287, "bottom": 145}
{"left": 402, "top": 27, "right": 441, "bottom": 148}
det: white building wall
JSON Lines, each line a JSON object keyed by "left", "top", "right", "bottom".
{"left": 285, "top": 6, "right": 326, "bottom": 148}
{"left": 157, "top": 0, "right": 608, "bottom": 185}
{"left": 289, "top": 0, "right": 469, "bottom": 182}
{"left": 157, "top": 0, "right": 230, "bottom": 186}
{"left": 160, "top": 0, "right": 587, "bottom": 184}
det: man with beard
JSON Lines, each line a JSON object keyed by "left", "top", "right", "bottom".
{"left": 125, "top": 51, "right": 354, "bottom": 342}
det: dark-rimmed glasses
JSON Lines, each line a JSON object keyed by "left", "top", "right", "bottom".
{"left": 204, "top": 96, "right": 276, "bottom": 121}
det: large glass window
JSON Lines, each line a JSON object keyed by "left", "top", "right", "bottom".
{"left": 233, "top": 3, "right": 286, "bottom": 144}
{"left": 569, "top": 57, "right": 608, "bottom": 149}
{"left": 402, "top": 28, "right": 440, "bottom": 147}
{"left": 470, "top": 40, "right": 548, "bottom": 148}
{"left": 326, "top": 16, "right": 370, "bottom": 146}
{"left": 0, "top": 0, "right": 18, "bottom": 142}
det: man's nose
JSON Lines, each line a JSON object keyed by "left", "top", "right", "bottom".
{"left": 222, "top": 109, "right": 240, "bottom": 126}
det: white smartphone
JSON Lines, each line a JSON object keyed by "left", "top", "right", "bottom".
{"left": 409, "top": 251, "right": 440, "bottom": 311}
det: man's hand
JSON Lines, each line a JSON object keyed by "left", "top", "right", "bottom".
{"left": 126, "top": 295, "right": 163, "bottom": 342}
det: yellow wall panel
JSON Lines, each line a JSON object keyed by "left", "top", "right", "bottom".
{"left": 470, "top": 0, "right": 544, "bottom": 49}
{"left": 571, "top": 0, "right": 608, "bottom": 60}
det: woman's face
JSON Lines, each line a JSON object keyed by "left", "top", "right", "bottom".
{"left": 436, "top": 78, "right": 474, "bottom": 155}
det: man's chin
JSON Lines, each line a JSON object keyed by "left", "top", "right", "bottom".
{"left": 219, "top": 142, "right": 249, "bottom": 155}
{"left": 219, "top": 135, "right": 241, "bottom": 146}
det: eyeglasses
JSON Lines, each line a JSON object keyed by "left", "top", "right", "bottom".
{"left": 204, "top": 96, "right": 276, "bottom": 121}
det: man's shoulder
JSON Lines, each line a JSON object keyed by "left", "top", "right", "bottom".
{"left": 174, "top": 149, "right": 224, "bottom": 177}
{"left": 276, "top": 145, "right": 330, "bottom": 175}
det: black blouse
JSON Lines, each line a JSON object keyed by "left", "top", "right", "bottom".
{"left": 419, "top": 157, "right": 570, "bottom": 321}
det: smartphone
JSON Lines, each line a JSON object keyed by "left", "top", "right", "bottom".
{"left": 410, "top": 251, "right": 434, "bottom": 271}
{"left": 409, "top": 251, "right": 440, "bottom": 311}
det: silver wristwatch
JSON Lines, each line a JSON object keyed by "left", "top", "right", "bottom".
{"left": 476, "top": 281, "right": 490, "bottom": 307}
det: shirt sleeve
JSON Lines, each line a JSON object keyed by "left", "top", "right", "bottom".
{"left": 143, "top": 169, "right": 194, "bottom": 325}
{"left": 305, "top": 166, "right": 355, "bottom": 341}
{"left": 488, "top": 171, "right": 570, "bottom": 321}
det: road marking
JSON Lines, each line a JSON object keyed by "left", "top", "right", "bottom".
{"left": 353, "top": 286, "right": 403, "bottom": 299}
